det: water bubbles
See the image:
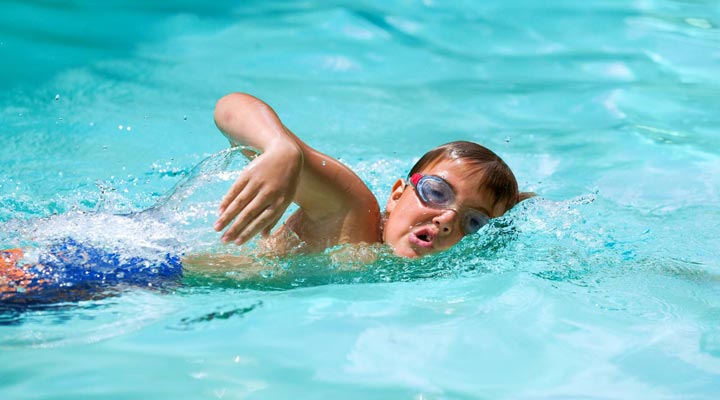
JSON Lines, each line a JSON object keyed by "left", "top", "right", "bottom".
{"left": 54, "top": 94, "right": 60, "bottom": 101}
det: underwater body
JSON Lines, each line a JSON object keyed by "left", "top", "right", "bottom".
{"left": 1, "top": 0, "right": 719, "bottom": 398}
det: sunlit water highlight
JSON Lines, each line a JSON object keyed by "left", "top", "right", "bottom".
{"left": 1, "top": 0, "right": 719, "bottom": 398}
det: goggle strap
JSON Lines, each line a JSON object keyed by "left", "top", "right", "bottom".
{"left": 409, "top": 173, "right": 423, "bottom": 186}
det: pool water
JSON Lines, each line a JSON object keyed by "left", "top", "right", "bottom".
{"left": 2, "top": 0, "right": 720, "bottom": 398}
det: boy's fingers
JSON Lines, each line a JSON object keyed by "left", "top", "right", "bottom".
{"left": 261, "top": 214, "right": 284, "bottom": 237}
{"left": 219, "top": 183, "right": 246, "bottom": 215}
{"left": 219, "top": 175, "right": 249, "bottom": 214}
{"left": 233, "top": 207, "right": 279, "bottom": 245}
{"left": 215, "top": 184, "right": 258, "bottom": 231}
{"left": 221, "top": 195, "right": 268, "bottom": 243}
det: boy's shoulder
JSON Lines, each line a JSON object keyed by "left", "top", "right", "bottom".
{"left": 283, "top": 191, "right": 382, "bottom": 253}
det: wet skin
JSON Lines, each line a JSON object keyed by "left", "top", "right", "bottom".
{"left": 383, "top": 158, "right": 505, "bottom": 258}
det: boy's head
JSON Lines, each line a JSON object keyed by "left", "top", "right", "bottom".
{"left": 383, "top": 141, "right": 526, "bottom": 258}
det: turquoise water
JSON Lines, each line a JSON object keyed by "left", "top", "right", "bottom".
{"left": 2, "top": 0, "right": 720, "bottom": 398}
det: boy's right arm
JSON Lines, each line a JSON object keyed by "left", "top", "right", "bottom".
{"left": 212, "top": 93, "right": 380, "bottom": 247}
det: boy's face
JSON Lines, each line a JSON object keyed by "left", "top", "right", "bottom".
{"left": 383, "top": 158, "right": 503, "bottom": 258}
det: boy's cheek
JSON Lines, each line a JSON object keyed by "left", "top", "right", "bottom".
{"left": 442, "top": 234, "right": 464, "bottom": 251}
{"left": 383, "top": 229, "right": 408, "bottom": 257}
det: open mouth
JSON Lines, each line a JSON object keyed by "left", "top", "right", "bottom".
{"left": 416, "top": 232, "right": 431, "bottom": 243}
{"left": 409, "top": 227, "right": 436, "bottom": 249}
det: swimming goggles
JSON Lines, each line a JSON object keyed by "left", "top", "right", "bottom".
{"left": 407, "top": 173, "right": 490, "bottom": 235}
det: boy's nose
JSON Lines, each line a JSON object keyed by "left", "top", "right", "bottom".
{"left": 433, "top": 209, "right": 458, "bottom": 236}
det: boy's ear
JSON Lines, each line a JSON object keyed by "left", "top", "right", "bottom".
{"left": 385, "top": 179, "right": 405, "bottom": 214}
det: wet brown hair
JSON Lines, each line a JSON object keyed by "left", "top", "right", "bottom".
{"left": 409, "top": 141, "right": 532, "bottom": 214}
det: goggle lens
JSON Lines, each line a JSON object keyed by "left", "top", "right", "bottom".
{"left": 413, "top": 174, "right": 455, "bottom": 207}
{"left": 409, "top": 173, "right": 490, "bottom": 234}
{"left": 462, "top": 211, "right": 490, "bottom": 234}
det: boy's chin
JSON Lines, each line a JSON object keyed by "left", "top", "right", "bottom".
{"left": 390, "top": 244, "right": 422, "bottom": 259}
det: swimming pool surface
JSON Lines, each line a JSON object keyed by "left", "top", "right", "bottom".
{"left": 1, "top": 0, "right": 719, "bottom": 398}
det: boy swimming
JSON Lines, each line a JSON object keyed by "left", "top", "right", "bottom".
{"left": 1, "top": 92, "right": 530, "bottom": 303}
{"left": 212, "top": 93, "right": 531, "bottom": 258}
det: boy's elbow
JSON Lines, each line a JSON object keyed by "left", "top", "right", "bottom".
{"left": 213, "top": 93, "right": 233, "bottom": 131}
{"left": 213, "top": 92, "right": 265, "bottom": 131}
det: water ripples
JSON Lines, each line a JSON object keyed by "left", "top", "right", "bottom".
{"left": 1, "top": 1, "right": 719, "bottom": 395}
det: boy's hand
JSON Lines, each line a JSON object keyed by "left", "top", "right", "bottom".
{"left": 213, "top": 143, "right": 302, "bottom": 245}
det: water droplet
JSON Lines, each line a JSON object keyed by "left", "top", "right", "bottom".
{"left": 54, "top": 94, "right": 60, "bottom": 101}
{"left": 322, "top": 160, "right": 327, "bottom": 166}
{"left": 126, "top": 126, "right": 132, "bottom": 131}
{"left": 183, "top": 115, "right": 188, "bottom": 121}
{"left": 118, "top": 125, "right": 124, "bottom": 130}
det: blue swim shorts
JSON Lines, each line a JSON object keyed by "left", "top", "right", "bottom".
{"left": 1, "top": 238, "right": 182, "bottom": 306}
